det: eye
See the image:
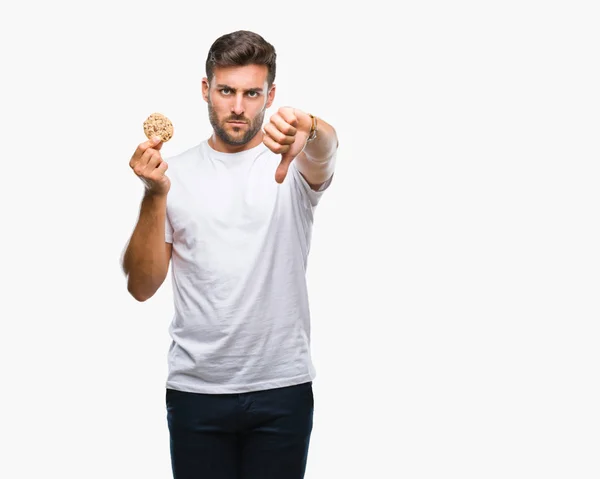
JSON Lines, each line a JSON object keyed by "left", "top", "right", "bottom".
{"left": 247, "top": 91, "right": 259, "bottom": 98}
{"left": 221, "top": 88, "right": 232, "bottom": 95}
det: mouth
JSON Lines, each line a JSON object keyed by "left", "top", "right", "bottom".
{"left": 228, "top": 121, "right": 247, "bottom": 126}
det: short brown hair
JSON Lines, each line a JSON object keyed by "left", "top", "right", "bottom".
{"left": 205, "top": 30, "right": 277, "bottom": 86}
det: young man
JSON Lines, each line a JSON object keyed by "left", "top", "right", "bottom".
{"left": 121, "top": 30, "right": 338, "bottom": 479}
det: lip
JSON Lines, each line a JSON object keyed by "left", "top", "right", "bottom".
{"left": 228, "top": 121, "right": 247, "bottom": 126}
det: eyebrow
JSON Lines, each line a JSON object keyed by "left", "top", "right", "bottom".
{"left": 216, "top": 84, "right": 264, "bottom": 93}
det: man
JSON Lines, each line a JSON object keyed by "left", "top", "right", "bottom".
{"left": 121, "top": 30, "right": 338, "bottom": 479}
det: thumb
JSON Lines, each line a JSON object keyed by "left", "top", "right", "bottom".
{"left": 275, "top": 151, "right": 294, "bottom": 184}
{"left": 151, "top": 136, "right": 164, "bottom": 151}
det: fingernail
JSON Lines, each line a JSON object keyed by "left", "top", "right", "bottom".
{"left": 153, "top": 136, "right": 161, "bottom": 143}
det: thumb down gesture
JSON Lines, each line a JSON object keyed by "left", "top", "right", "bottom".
{"left": 262, "top": 107, "right": 312, "bottom": 184}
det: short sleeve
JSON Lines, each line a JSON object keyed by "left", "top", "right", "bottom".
{"left": 165, "top": 209, "right": 173, "bottom": 244}
{"left": 289, "top": 161, "right": 334, "bottom": 208}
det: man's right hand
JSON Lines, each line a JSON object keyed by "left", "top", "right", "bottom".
{"left": 129, "top": 136, "right": 170, "bottom": 196}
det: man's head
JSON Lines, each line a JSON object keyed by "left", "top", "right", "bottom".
{"left": 202, "top": 30, "right": 277, "bottom": 149}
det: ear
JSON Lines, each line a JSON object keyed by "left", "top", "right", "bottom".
{"left": 265, "top": 83, "right": 276, "bottom": 109}
{"left": 202, "top": 77, "right": 210, "bottom": 103}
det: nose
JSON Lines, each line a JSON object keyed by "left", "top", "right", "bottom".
{"left": 231, "top": 93, "right": 245, "bottom": 116}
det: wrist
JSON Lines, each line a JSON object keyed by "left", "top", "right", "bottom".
{"left": 143, "top": 189, "right": 168, "bottom": 202}
{"left": 293, "top": 109, "right": 313, "bottom": 136}
{"left": 306, "top": 113, "right": 318, "bottom": 143}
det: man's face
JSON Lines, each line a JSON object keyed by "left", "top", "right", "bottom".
{"left": 203, "top": 64, "right": 275, "bottom": 147}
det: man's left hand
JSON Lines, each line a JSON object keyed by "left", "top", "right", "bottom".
{"left": 262, "top": 107, "right": 312, "bottom": 184}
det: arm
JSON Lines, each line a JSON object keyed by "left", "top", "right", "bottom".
{"left": 294, "top": 114, "right": 338, "bottom": 190}
{"left": 122, "top": 192, "right": 172, "bottom": 302}
{"left": 122, "top": 136, "right": 172, "bottom": 302}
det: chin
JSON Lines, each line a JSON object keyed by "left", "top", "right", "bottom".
{"left": 222, "top": 135, "right": 249, "bottom": 147}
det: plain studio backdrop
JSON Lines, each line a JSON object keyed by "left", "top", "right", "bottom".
{"left": 1, "top": 1, "right": 598, "bottom": 478}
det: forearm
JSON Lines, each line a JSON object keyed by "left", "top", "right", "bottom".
{"left": 296, "top": 116, "right": 338, "bottom": 186}
{"left": 122, "top": 192, "right": 170, "bottom": 301}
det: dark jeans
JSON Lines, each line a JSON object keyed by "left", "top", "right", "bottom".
{"left": 166, "top": 381, "right": 314, "bottom": 479}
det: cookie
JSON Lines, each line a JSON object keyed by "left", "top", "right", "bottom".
{"left": 143, "top": 112, "right": 174, "bottom": 142}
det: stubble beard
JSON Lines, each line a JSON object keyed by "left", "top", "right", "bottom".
{"left": 208, "top": 98, "right": 265, "bottom": 147}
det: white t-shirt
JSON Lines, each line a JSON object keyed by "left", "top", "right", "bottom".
{"left": 163, "top": 139, "right": 332, "bottom": 394}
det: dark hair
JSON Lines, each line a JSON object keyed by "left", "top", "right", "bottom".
{"left": 205, "top": 30, "right": 277, "bottom": 86}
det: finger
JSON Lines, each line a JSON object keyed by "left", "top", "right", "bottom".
{"left": 146, "top": 161, "right": 169, "bottom": 187}
{"left": 263, "top": 132, "right": 291, "bottom": 155}
{"left": 139, "top": 160, "right": 169, "bottom": 191}
{"left": 264, "top": 122, "right": 295, "bottom": 146}
{"left": 133, "top": 136, "right": 162, "bottom": 161}
{"left": 132, "top": 148, "right": 157, "bottom": 175}
{"left": 275, "top": 154, "right": 293, "bottom": 184}
{"left": 142, "top": 150, "right": 164, "bottom": 177}
{"left": 262, "top": 133, "right": 293, "bottom": 184}
{"left": 157, "top": 160, "right": 168, "bottom": 174}
{"left": 270, "top": 114, "right": 297, "bottom": 137}
{"left": 279, "top": 108, "right": 298, "bottom": 127}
